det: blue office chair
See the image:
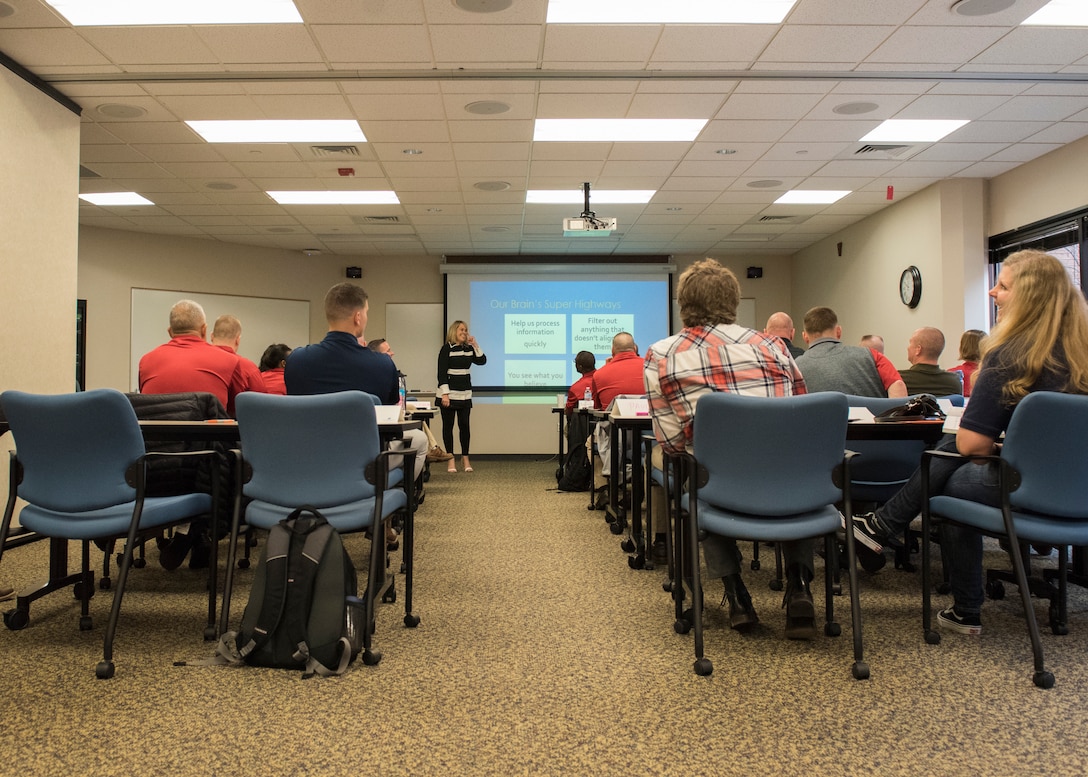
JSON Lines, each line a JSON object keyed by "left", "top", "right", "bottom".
{"left": 0, "top": 388, "right": 220, "bottom": 679}
{"left": 220, "top": 391, "right": 414, "bottom": 667}
{"left": 679, "top": 392, "right": 866, "bottom": 680}
{"left": 920, "top": 391, "right": 1088, "bottom": 689}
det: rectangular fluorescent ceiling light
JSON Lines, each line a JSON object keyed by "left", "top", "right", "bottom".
{"left": 774, "top": 190, "right": 850, "bottom": 205}
{"left": 528, "top": 190, "right": 655, "bottom": 204}
{"left": 267, "top": 191, "right": 400, "bottom": 205}
{"left": 1023, "top": 0, "right": 1088, "bottom": 26}
{"left": 546, "top": 0, "right": 797, "bottom": 24}
{"left": 534, "top": 119, "right": 706, "bottom": 142}
{"left": 79, "top": 192, "right": 154, "bottom": 206}
{"left": 860, "top": 119, "right": 969, "bottom": 143}
{"left": 186, "top": 120, "right": 365, "bottom": 144}
{"left": 45, "top": 0, "right": 303, "bottom": 25}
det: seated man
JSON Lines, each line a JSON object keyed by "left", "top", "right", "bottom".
{"left": 900, "top": 327, "right": 964, "bottom": 396}
{"left": 286, "top": 283, "right": 429, "bottom": 486}
{"left": 645, "top": 258, "right": 816, "bottom": 639}
{"left": 139, "top": 299, "right": 250, "bottom": 414}
{"left": 590, "top": 333, "right": 646, "bottom": 488}
{"left": 795, "top": 308, "right": 906, "bottom": 398}
{"left": 139, "top": 299, "right": 254, "bottom": 569}
{"left": 565, "top": 350, "right": 596, "bottom": 415}
{"left": 209, "top": 314, "right": 266, "bottom": 414}
{"left": 859, "top": 334, "right": 885, "bottom": 354}
{"left": 764, "top": 312, "right": 804, "bottom": 358}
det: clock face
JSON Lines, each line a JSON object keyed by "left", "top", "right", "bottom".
{"left": 900, "top": 266, "right": 921, "bottom": 308}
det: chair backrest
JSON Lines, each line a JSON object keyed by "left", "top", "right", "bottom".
{"left": 1002, "top": 391, "right": 1088, "bottom": 518}
{"left": 843, "top": 394, "right": 927, "bottom": 496}
{"left": 235, "top": 390, "right": 381, "bottom": 509}
{"left": 693, "top": 392, "right": 847, "bottom": 515}
{"left": 1, "top": 389, "right": 144, "bottom": 512}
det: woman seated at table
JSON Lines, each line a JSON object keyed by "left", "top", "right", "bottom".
{"left": 850, "top": 249, "right": 1088, "bottom": 634}
{"left": 258, "top": 343, "right": 291, "bottom": 395}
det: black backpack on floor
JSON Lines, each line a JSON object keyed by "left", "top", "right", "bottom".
{"left": 557, "top": 411, "right": 593, "bottom": 492}
{"left": 221, "top": 507, "right": 361, "bottom": 678}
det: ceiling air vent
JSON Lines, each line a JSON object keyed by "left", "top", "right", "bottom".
{"left": 854, "top": 144, "right": 918, "bottom": 159}
{"left": 759, "top": 215, "right": 795, "bottom": 223}
{"left": 351, "top": 215, "right": 401, "bottom": 224}
{"left": 310, "top": 145, "right": 361, "bottom": 157}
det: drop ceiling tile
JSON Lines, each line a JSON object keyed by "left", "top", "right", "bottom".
{"left": 650, "top": 25, "right": 778, "bottom": 64}
{"left": 78, "top": 27, "right": 219, "bottom": 66}
{"left": 311, "top": 25, "right": 434, "bottom": 65}
{"left": 195, "top": 25, "right": 325, "bottom": 64}
{"left": 969, "top": 28, "right": 1088, "bottom": 69}
{"left": 431, "top": 25, "right": 542, "bottom": 65}
{"left": 454, "top": 142, "right": 532, "bottom": 161}
{"left": 760, "top": 26, "right": 899, "bottom": 65}
{"left": 536, "top": 93, "right": 634, "bottom": 119}
{"left": 0, "top": 28, "right": 110, "bottom": 67}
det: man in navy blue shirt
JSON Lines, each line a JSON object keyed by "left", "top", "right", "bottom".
{"left": 285, "top": 282, "right": 428, "bottom": 481}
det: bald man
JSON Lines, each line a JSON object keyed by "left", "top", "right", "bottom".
{"left": 764, "top": 312, "right": 804, "bottom": 358}
{"left": 900, "top": 327, "right": 964, "bottom": 396}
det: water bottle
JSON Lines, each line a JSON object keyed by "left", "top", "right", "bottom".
{"left": 584, "top": 387, "right": 592, "bottom": 403}
{"left": 398, "top": 375, "right": 407, "bottom": 414}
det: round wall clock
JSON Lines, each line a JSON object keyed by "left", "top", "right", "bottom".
{"left": 900, "top": 265, "right": 922, "bottom": 308}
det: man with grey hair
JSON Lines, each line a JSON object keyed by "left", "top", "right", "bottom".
{"left": 901, "top": 326, "right": 963, "bottom": 396}
{"left": 139, "top": 299, "right": 250, "bottom": 414}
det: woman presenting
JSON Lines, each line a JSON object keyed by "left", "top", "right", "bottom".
{"left": 438, "top": 320, "right": 487, "bottom": 473}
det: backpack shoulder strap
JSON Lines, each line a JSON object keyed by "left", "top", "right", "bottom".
{"left": 234, "top": 520, "right": 292, "bottom": 660}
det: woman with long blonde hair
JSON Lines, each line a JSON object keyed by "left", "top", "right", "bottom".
{"left": 437, "top": 320, "right": 486, "bottom": 473}
{"left": 851, "top": 250, "right": 1088, "bottom": 634}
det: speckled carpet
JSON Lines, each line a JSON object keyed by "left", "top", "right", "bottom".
{"left": 1, "top": 457, "right": 1087, "bottom": 777}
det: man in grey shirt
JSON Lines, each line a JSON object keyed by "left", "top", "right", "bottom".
{"left": 795, "top": 307, "right": 907, "bottom": 398}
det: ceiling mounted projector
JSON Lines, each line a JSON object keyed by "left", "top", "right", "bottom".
{"left": 563, "top": 182, "right": 616, "bottom": 237}
{"left": 563, "top": 216, "right": 617, "bottom": 236}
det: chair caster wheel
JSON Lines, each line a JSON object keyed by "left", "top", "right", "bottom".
{"left": 751, "top": 559, "right": 760, "bottom": 571}
{"left": 693, "top": 657, "right": 713, "bottom": 676}
{"left": 986, "top": 580, "right": 1005, "bottom": 600}
{"left": 79, "top": 616, "right": 93, "bottom": 631}
{"left": 203, "top": 625, "right": 217, "bottom": 641}
{"left": 95, "top": 660, "right": 115, "bottom": 679}
{"left": 609, "top": 522, "right": 624, "bottom": 536}
{"left": 133, "top": 558, "right": 146, "bottom": 569}
{"left": 620, "top": 538, "right": 635, "bottom": 553}
{"left": 362, "top": 649, "right": 382, "bottom": 666}
{"left": 924, "top": 629, "right": 941, "bottom": 645}
{"left": 99, "top": 578, "right": 111, "bottom": 591}
{"left": 627, "top": 553, "right": 645, "bottom": 570}
{"left": 769, "top": 579, "right": 783, "bottom": 592}
{"left": 4, "top": 608, "right": 29, "bottom": 630}
{"left": 381, "top": 585, "right": 396, "bottom": 604}
{"left": 852, "top": 661, "right": 871, "bottom": 680}
{"left": 825, "top": 622, "right": 841, "bottom": 637}
{"left": 662, "top": 580, "right": 673, "bottom": 593}
{"left": 238, "top": 559, "right": 250, "bottom": 570}
{"left": 1033, "top": 670, "right": 1055, "bottom": 689}
{"left": 674, "top": 619, "right": 691, "bottom": 635}
{"left": 404, "top": 613, "right": 420, "bottom": 628}
{"left": 1051, "top": 622, "right": 1069, "bottom": 636}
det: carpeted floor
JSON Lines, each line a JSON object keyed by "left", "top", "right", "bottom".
{"left": 1, "top": 457, "right": 1087, "bottom": 776}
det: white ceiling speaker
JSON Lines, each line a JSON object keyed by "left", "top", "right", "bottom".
{"left": 951, "top": 0, "right": 1017, "bottom": 17}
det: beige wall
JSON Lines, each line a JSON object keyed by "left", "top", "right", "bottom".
{"left": 988, "top": 134, "right": 1088, "bottom": 236}
{"left": 791, "top": 179, "right": 989, "bottom": 373}
{"left": 0, "top": 67, "right": 81, "bottom": 510}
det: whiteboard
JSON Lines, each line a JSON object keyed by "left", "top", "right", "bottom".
{"left": 131, "top": 288, "right": 310, "bottom": 391}
{"left": 385, "top": 303, "right": 444, "bottom": 394}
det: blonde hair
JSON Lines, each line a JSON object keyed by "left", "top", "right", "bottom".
{"left": 958, "top": 329, "right": 985, "bottom": 362}
{"left": 982, "top": 250, "right": 1088, "bottom": 404}
{"left": 446, "top": 320, "right": 466, "bottom": 345}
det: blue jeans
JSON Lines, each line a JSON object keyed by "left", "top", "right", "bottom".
{"left": 875, "top": 435, "right": 1001, "bottom": 615}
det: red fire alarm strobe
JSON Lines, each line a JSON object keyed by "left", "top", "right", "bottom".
{"left": 338, "top": 168, "right": 355, "bottom": 177}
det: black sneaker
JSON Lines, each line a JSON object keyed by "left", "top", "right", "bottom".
{"left": 937, "top": 606, "right": 982, "bottom": 635}
{"left": 844, "top": 511, "right": 886, "bottom": 553}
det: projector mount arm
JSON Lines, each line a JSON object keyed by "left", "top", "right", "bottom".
{"left": 579, "top": 182, "right": 611, "bottom": 230}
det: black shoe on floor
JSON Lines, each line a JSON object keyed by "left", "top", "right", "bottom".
{"left": 783, "top": 564, "right": 816, "bottom": 640}
{"left": 159, "top": 532, "right": 193, "bottom": 571}
{"left": 651, "top": 536, "right": 668, "bottom": 566}
{"left": 723, "top": 574, "right": 759, "bottom": 632}
{"left": 188, "top": 538, "right": 211, "bottom": 570}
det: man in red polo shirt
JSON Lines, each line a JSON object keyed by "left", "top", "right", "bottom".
{"left": 139, "top": 300, "right": 249, "bottom": 413}
{"left": 589, "top": 332, "right": 647, "bottom": 493}
{"left": 209, "top": 314, "right": 266, "bottom": 415}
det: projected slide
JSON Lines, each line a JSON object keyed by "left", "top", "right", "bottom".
{"left": 465, "top": 279, "right": 669, "bottom": 390}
